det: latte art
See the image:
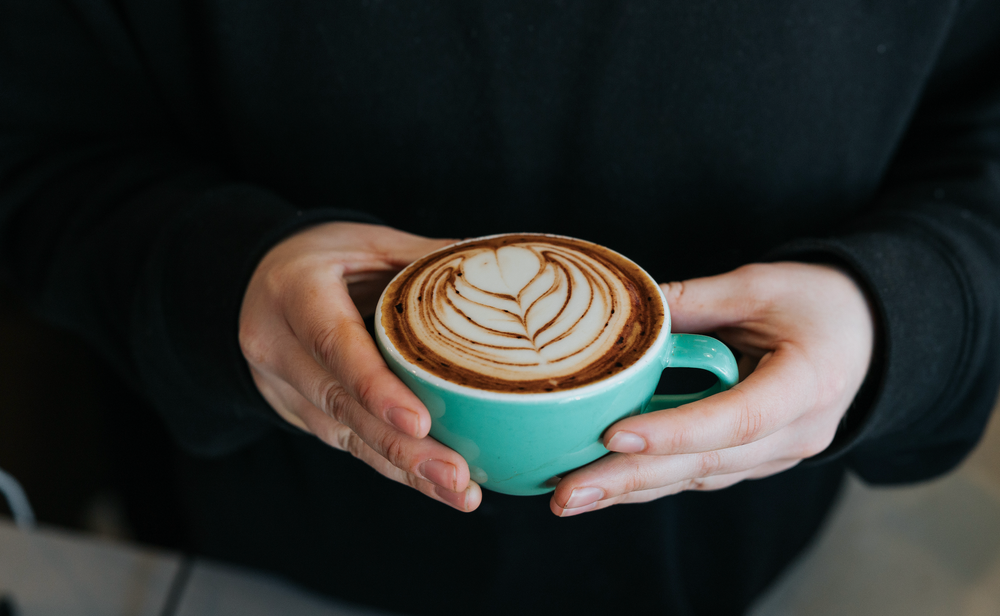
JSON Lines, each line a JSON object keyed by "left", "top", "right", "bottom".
{"left": 381, "top": 235, "right": 664, "bottom": 393}
{"left": 413, "top": 244, "right": 623, "bottom": 374}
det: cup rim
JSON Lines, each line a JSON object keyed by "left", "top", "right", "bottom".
{"left": 374, "top": 232, "right": 672, "bottom": 402}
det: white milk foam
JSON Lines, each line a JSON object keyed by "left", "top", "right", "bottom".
{"left": 400, "top": 241, "right": 633, "bottom": 382}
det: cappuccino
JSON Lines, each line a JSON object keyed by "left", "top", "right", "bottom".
{"left": 380, "top": 234, "right": 664, "bottom": 393}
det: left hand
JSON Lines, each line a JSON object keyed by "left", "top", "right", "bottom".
{"left": 550, "top": 262, "right": 875, "bottom": 517}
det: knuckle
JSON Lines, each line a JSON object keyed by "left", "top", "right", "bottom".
{"left": 379, "top": 433, "right": 410, "bottom": 469}
{"left": 817, "top": 374, "right": 849, "bottom": 413}
{"left": 261, "top": 266, "right": 288, "bottom": 299}
{"left": 735, "top": 408, "right": 765, "bottom": 444}
{"left": 246, "top": 263, "right": 287, "bottom": 306}
{"left": 311, "top": 320, "right": 373, "bottom": 387}
{"left": 339, "top": 429, "right": 365, "bottom": 458}
{"left": 685, "top": 477, "right": 709, "bottom": 491}
{"left": 402, "top": 473, "right": 424, "bottom": 491}
{"left": 354, "top": 373, "right": 380, "bottom": 411}
{"left": 332, "top": 427, "right": 350, "bottom": 451}
{"left": 732, "top": 390, "right": 766, "bottom": 445}
{"left": 322, "top": 383, "right": 354, "bottom": 421}
{"left": 238, "top": 328, "right": 269, "bottom": 366}
{"left": 667, "top": 426, "right": 693, "bottom": 453}
{"left": 619, "top": 458, "right": 647, "bottom": 494}
{"left": 312, "top": 324, "right": 348, "bottom": 370}
{"left": 736, "top": 263, "right": 773, "bottom": 287}
{"left": 696, "top": 450, "right": 724, "bottom": 477}
{"left": 733, "top": 263, "right": 780, "bottom": 308}
{"left": 798, "top": 431, "right": 837, "bottom": 459}
{"left": 662, "top": 281, "right": 686, "bottom": 306}
{"left": 799, "top": 440, "right": 825, "bottom": 460}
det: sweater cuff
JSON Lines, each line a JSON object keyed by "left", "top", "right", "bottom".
{"left": 766, "top": 219, "right": 969, "bottom": 473}
{"left": 141, "top": 184, "right": 380, "bottom": 456}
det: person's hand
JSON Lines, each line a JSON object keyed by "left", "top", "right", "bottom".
{"left": 550, "top": 262, "right": 875, "bottom": 516}
{"left": 239, "top": 222, "right": 482, "bottom": 512}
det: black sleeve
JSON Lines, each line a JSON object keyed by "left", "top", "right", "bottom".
{"left": 775, "top": 0, "right": 1000, "bottom": 483}
{"left": 0, "top": 2, "right": 377, "bottom": 455}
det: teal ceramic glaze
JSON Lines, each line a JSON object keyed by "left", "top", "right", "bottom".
{"left": 375, "top": 242, "right": 738, "bottom": 496}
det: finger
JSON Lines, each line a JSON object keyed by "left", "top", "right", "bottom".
{"left": 660, "top": 267, "right": 766, "bottom": 334}
{"left": 551, "top": 468, "right": 758, "bottom": 517}
{"left": 325, "top": 418, "right": 483, "bottom": 513}
{"left": 315, "top": 411, "right": 481, "bottom": 512}
{"left": 619, "top": 458, "right": 801, "bottom": 504}
{"left": 252, "top": 341, "right": 472, "bottom": 492}
{"left": 282, "top": 276, "right": 432, "bottom": 438}
{"left": 604, "top": 344, "right": 818, "bottom": 455}
{"left": 552, "top": 458, "right": 803, "bottom": 517}
{"left": 300, "top": 391, "right": 471, "bottom": 492}
{"left": 552, "top": 433, "right": 783, "bottom": 510}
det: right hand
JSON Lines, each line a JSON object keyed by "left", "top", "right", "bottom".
{"left": 239, "top": 222, "right": 481, "bottom": 512}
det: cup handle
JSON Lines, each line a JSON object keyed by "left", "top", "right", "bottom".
{"left": 644, "top": 333, "right": 739, "bottom": 413}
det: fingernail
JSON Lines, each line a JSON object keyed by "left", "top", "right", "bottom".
{"left": 564, "top": 487, "right": 605, "bottom": 509}
{"left": 386, "top": 407, "right": 419, "bottom": 435}
{"left": 559, "top": 501, "right": 600, "bottom": 518}
{"left": 607, "top": 431, "right": 646, "bottom": 453}
{"left": 420, "top": 459, "right": 457, "bottom": 491}
{"left": 434, "top": 485, "right": 470, "bottom": 511}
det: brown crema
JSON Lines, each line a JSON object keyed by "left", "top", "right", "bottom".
{"left": 380, "top": 234, "right": 664, "bottom": 393}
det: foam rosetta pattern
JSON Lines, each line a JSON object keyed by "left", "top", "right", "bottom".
{"left": 382, "top": 235, "right": 663, "bottom": 393}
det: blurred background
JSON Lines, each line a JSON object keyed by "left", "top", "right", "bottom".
{"left": 2, "top": 282, "right": 1000, "bottom": 615}
{"left": 0, "top": 283, "right": 186, "bottom": 548}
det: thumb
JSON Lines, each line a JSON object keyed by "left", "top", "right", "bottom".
{"left": 660, "top": 269, "right": 757, "bottom": 334}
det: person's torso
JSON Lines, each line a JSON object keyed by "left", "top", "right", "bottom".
{"left": 142, "top": 0, "right": 956, "bottom": 279}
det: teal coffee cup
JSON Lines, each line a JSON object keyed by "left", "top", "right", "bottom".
{"left": 375, "top": 234, "right": 738, "bottom": 496}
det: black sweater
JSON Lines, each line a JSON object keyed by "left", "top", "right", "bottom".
{"left": 2, "top": 1, "right": 999, "bottom": 614}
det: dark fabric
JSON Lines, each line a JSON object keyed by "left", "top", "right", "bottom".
{"left": 176, "top": 427, "right": 845, "bottom": 616}
{"left": 2, "top": 1, "right": 1000, "bottom": 614}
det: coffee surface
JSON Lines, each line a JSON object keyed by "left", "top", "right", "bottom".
{"left": 381, "top": 234, "right": 664, "bottom": 393}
